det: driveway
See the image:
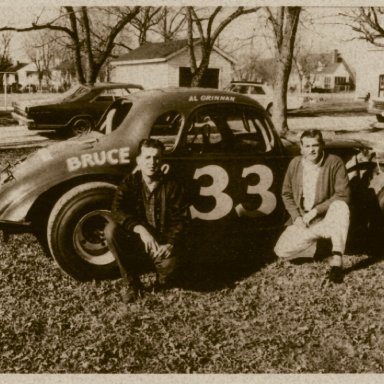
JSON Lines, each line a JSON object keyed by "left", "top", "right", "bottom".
{"left": 0, "top": 111, "right": 382, "bottom": 149}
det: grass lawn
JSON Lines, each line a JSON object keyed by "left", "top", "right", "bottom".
{"left": 0, "top": 148, "right": 384, "bottom": 373}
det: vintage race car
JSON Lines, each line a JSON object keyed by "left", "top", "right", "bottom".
{"left": 0, "top": 87, "right": 383, "bottom": 281}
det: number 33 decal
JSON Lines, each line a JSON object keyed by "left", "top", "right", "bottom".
{"left": 190, "top": 164, "right": 277, "bottom": 220}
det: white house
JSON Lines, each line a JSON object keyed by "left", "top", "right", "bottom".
{"left": 110, "top": 39, "right": 236, "bottom": 89}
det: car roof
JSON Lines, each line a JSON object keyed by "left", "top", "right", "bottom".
{"left": 124, "top": 87, "right": 266, "bottom": 111}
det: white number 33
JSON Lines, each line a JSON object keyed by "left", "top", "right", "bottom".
{"left": 190, "top": 164, "right": 277, "bottom": 220}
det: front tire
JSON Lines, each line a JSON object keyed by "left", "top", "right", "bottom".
{"left": 47, "top": 182, "right": 119, "bottom": 281}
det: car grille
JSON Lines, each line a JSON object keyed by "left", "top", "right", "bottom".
{"left": 372, "top": 100, "right": 384, "bottom": 109}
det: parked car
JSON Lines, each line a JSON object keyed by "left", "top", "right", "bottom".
{"left": 226, "top": 81, "right": 304, "bottom": 114}
{"left": 0, "top": 87, "right": 382, "bottom": 281}
{"left": 11, "top": 82, "right": 144, "bottom": 136}
{"left": 367, "top": 96, "right": 384, "bottom": 122}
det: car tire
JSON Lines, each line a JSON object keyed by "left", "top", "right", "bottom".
{"left": 47, "top": 182, "right": 119, "bottom": 281}
{"left": 70, "top": 117, "right": 94, "bottom": 136}
{"left": 266, "top": 103, "right": 273, "bottom": 116}
{"left": 376, "top": 115, "right": 384, "bottom": 123}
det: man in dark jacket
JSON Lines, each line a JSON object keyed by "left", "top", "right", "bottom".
{"left": 104, "top": 138, "right": 188, "bottom": 301}
{"left": 274, "top": 129, "right": 350, "bottom": 283}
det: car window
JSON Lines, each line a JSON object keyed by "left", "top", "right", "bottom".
{"left": 249, "top": 86, "right": 265, "bottom": 95}
{"left": 185, "top": 105, "right": 273, "bottom": 154}
{"left": 94, "top": 89, "right": 130, "bottom": 102}
{"left": 98, "top": 100, "right": 133, "bottom": 135}
{"left": 61, "top": 85, "right": 89, "bottom": 101}
{"left": 149, "top": 111, "right": 183, "bottom": 153}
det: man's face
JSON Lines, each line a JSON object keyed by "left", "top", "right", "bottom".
{"left": 300, "top": 136, "right": 324, "bottom": 164}
{"left": 137, "top": 146, "right": 162, "bottom": 178}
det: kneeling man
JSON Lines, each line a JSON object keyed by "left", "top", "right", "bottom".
{"left": 105, "top": 139, "right": 188, "bottom": 301}
{"left": 274, "top": 129, "right": 350, "bottom": 283}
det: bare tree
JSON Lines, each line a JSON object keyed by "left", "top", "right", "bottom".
{"left": 23, "top": 31, "right": 62, "bottom": 90}
{"left": 131, "top": 7, "right": 163, "bottom": 45}
{"left": 341, "top": 7, "right": 384, "bottom": 47}
{"left": 0, "top": 32, "right": 12, "bottom": 70}
{"left": 266, "top": 6, "right": 302, "bottom": 135}
{"left": 186, "top": 6, "right": 260, "bottom": 87}
{"left": 131, "top": 6, "right": 186, "bottom": 45}
{"left": 0, "top": 6, "right": 140, "bottom": 84}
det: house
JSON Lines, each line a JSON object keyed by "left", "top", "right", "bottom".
{"left": 309, "top": 50, "right": 355, "bottom": 93}
{"left": 1, "top": 61, "right": 29, "bottom": 91}
{"left": 109, "top": 39, "right": 236, "bottom": 89}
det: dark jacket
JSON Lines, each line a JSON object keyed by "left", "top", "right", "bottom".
{"left": 282, "top": 153, "right": 350, "bottom": 223}
{"left": 111, "top": 171, "right": 188, "bottom": 245}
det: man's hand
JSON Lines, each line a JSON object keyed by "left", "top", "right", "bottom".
{"left": 153, "top": 243, "right": 174, "bottom": 260}
{"left": 302, "top": 208, "right": 318, "bottom": 227}
{"left": 293, "top": 216, "right": 305, "bottom": 228}
{"left": 133, "top": 225, "right": 159, "bottom": 254}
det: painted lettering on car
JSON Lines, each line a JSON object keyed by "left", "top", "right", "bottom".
{"left": 188, "top": 95, "right": 236, "bottom": 102}
{"left": 66, "top": 147, "right": 130, "bottom": 172}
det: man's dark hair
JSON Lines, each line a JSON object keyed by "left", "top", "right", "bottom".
{"left": 138, "top": 138, "right": 165, "bottom": 155}
{"left": 300, "top": 129, "right": 324, "bottom": 145}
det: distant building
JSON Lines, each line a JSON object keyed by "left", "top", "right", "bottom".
{"left": 235, "top": 49, "right": 355, "bottom": 93}
{"left": 110, "top": 39, "right": 236, "bottom": 89}
{"left": 308, "top": 50, "right": 355, "bottom": 93}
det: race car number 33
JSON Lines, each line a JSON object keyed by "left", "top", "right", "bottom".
{"left": 190, "top": 164, "right": 277, "bottom": 220}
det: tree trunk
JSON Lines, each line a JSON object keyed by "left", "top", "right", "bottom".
{"left": 271, "top": 7, "right": 301, "bottom": 136}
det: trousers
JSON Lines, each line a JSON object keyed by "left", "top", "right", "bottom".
{"left": 104, "top": 221, "right": 177, "bottom": 285}
{"left": 274, "top": 200, "right": 350, "bottom": 260}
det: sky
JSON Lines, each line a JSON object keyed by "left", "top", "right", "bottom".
{"left": 0, "top": 4, "right": 377, "bottom": 74}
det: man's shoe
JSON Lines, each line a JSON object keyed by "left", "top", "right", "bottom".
{"left": 120, "top": 280, "right": 143, "bottom": 303}
{"left": 326, "top": 266, "right": 344, "bottom": 284}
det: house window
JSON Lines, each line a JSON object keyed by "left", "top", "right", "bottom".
{"left": 335, "top": 77, "right": 347, "bottom": 85}
{"left": 324, "top": 77, "right": 331, "bottom": 89}
{"left": 379, "top": 74, "right": 384, "bottom": 97}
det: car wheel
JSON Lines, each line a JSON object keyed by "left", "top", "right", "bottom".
{"left": 47, "top": 182, "right": 119, "bottom": 281}
{"left": 376, "top": 115, "right": 384, "bottom": 123}
{"left": 71, "top": 117, "right": 94, "bottom": 136}
{"left": 266, "top": 103, "right": 273, "bottom": 116}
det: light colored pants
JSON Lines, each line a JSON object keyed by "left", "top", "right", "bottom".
{"left": 274, "top": 200, "right": 350, "bottom": 261}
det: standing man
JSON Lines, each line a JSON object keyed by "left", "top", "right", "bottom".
{"left": 274, "top": 129, "right": 350, "bottom": 283}
{"left": 104, "top": 138, "right": 188, "bottom": 302}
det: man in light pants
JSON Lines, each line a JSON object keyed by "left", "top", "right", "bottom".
{"left": 274, "top": 129, "right": 350, "bottom": 283}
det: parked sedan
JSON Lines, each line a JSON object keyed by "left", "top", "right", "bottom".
{"left": 11, "top": 82, "right": 144, "bottom": 136}
{"left": 227, "top": 81, "right": 304, "bottom": 115}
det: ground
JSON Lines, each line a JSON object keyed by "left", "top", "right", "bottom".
{"left": 0, "top": 93, "right": 383, "bottom": 374}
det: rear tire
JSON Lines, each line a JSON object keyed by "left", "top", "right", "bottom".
{"left": 47, "top": 182, "right": 119, "bottom": 281}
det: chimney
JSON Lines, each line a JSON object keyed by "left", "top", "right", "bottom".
{"left": 333, "top": 49, "right": 339, "bottom": 63}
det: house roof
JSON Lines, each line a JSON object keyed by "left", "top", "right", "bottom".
{"left": 5, "top": 62, "right": 28, "bottom": 72}
{"left": 112, "top": 38, "right": 236, "bottom": 64}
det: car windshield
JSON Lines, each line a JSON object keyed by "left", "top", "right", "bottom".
{"left": 61, "top": 85, "right": 90, "bottom": 101}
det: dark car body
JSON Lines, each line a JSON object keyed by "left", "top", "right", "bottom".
{"left": 11, "top": 82, "right": 143, "bottom": 135}
{"left": 0, "top": 87, "right": 382, "bottom": 281}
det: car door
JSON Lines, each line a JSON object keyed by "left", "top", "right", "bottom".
{"left": 163, "top": 104, "right": 290, "bottom": 240}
